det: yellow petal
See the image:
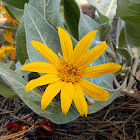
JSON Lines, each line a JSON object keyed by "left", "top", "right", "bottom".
{"left": 77, "top": 41, "right": 107, "bottom": 68}
{"left": 4, "top": 30, "right": 14, "bottom": 43}
{"left": 58, "top": 27, "right": 74, "bottom": 62}
{"left": 79, "top": 79, "right": 109, "bottom": 101}
{"left": 61, "top": 82, "right": 73, "bottom": 115}
{"left": 5, "top": 44, "right": 15, "bottom": 48}
{"left": 5, "top": 46, "right": 15, "bottom": 56}
{"left": 12, "top": 19, "right": 19, "bottom": 27}
{"left": 41, "top": 80, "right": 65, "bottom": 109}
{"left": 0, "top": 46, "right": 7, "bottom": 58}
{"left": 0, "top": 6, "right": 18, "bottom": 27}
{"left": 31, "top": 41, "right": 61, "bottom": 67}
{"left": 25, "top": 74, "right": 60, "bottom": 91}
{"left": 74, "top": 30, "right": 98, "bottom": 61}
{"left": 0, "top": 46, "right": 6, "bottom": 54}
{"left": 0, "top": 6, "right": 6, "bottom": 12}
{"left": 73, "top": 83, "right": 88, "bottom": 117}
{"left": 10, "top": 50, "right": 16, "bottom": 60}
{"left": 83, "top": 63, "right": 121, "bottom": 78}
{"left": 21, "top": 62, "right": 58, "bottom": 74}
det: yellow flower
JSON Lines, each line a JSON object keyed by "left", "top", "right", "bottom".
{"left": 0, "top": 45, "right": 15, "bottom": 60}
{"left": 21, "top": 27, "right": 121, "bottom": 116}
{"left": 0, "top": 6, "right": 19, "bottom": 27}
{"left": 4, "top": 30, "right": 14, "bottom": 43}
{"left": 0, "top": 30, "right": 16, "bottom": 60}
{"left": 0, "top": 46, "right": 6, "bottom": 60}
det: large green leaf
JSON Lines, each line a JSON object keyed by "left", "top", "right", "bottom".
{"left": 64, "top": 0, "right": 80, "bottom": 40}
{"left": 63, "top": 0, "right": 100, "bottom": 40}
{"left": 0, "top": 62, "right": 79, "bottom": 124}
{"left": 45, "top": 0, "right": 64, "bottom": 29}
{"left": 15, "top": 17, "right": 29, "bottom": 64}
{"left": 2, "top": 0, "right": 29, "bottom": 9}
{"left": 15, "top": 0, "right": 46, "bottom": 65}
{"left": 28, "top": 0, "right": 77, "bottom": 46}
{"left": 28, "top": 0, "right": 45, "bottom": 16}
{"left": 24, "top": 4, "right": 62, "bottom": 63}
{"left": 28, "top": 0, "right": 64, "bottom": 28}
{"left": 0, "top": 78, "right": 18, "bottom": 99}
{"left": 88, "top": 0, "right": 117, "bottom": 23}
{"left": 5, "top": 4, "right": 24, "bottom": 22}
{"left": 117, "top": 0, "right": 140, "bottom": 21}
{"left": 117, "top": 0, "right": 140, "bottom": 55}
{"left": 79, "top": 14, "right": 100, "bottom": 40}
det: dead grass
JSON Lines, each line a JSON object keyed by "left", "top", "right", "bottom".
{"left": 0, "top": 95, "right": 139, "bottom": 139}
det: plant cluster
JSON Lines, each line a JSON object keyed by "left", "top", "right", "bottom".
{"left": 0, "top": 0, "right": 140, "bottom": 124}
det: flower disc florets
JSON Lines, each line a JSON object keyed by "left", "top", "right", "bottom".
{"left": 59, "top": 60, "right": 82, "bottom": 83}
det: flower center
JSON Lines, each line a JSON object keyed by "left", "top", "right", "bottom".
{"left": 59, "top": 60, "right": 82, "bottom": 83}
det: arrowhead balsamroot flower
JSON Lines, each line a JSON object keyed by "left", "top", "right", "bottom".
{"left": 0, "top": 30, "right": 16, "bottom": 61}
{"left": 21, "top": 27, "right": 121, "bottom": 116}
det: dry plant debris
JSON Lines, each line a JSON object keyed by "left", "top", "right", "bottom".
{"left": 0, "top": 95, "right": 139, "bottom": 139}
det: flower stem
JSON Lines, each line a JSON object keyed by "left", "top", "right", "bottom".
{"left": 113, "top": 77, "right": 120, "bottom": 88}
{"left": 108, "top": 35, "right": 115, "bottom": 52}
{"left": 123, "top": 72, "right": 129, "bottom": 88}
{"left": 127, "top": 55, "right": 139, "bottom": 90}
{"left": 0, "top": 25, "right": 17, "bottom": 31}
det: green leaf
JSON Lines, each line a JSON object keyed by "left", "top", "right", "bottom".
{"left": 15, "top": 60, "right": 30, "bottom": 76}
{"left": 0, "top": 26, "right": 17, "bottom": 31}
{"left": 96, "top": 11, "right": 111, "bottom": 41}
{"left": 88, "top": 74, "right": 123, "bottom": 114}
{"left": 0, "top": 62, "right": 79, "bottom": 124}
{"left": 28, "top": 0, "right": 77, "bottom": 46}
{"left": 117, "top": 0, "right": 140, "bottom": 21}
{"left": 59, "top": 5, "right": 65, "bottom": 25}
{"left": 63, "top": 0, "right": 100, "bottom": 41}
{"left": 116, "top": 48, "right": 131, "bottom": 67}
{"left": 88, "top": 0, "right": 117, "bottom": 23}
{"left": 116, "top": 18, "right": 125, "bottom": 47}
{"left": 15, "top": 17, "right": 29, "bottom": 64}
{"left": 28, "top": 0, "right": 64, "bottom": 28}
{"left": 117, "top": 0, "right": 140, "bottom": 55}
{"left": 0, "top": 78, "right": 18, "bottom": 99}
{"left": 79, "top": 14, "right": 100, "bottom": 40}
{"left": 5, "top": 4, "right": 24, "bottom": 22}
{"left": 118, "top": 27, "right": 127, "bottom": 48}
{"left": 64, "top": 0, "right": 80, "bottom": 40}
{"left": 45, "top": 0, "right": 64, "bottom": 29}
{"left": 28, "top": 0, "right": 45, "bottom": 16}
{"left": 125, "top": 21, "right": 140, "bottom": 50}
{"left": 2, "top": 0, "right": 29, "bottom": 9}
{"left": 24, "top": 4, "right": 62, "bottom": 63}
